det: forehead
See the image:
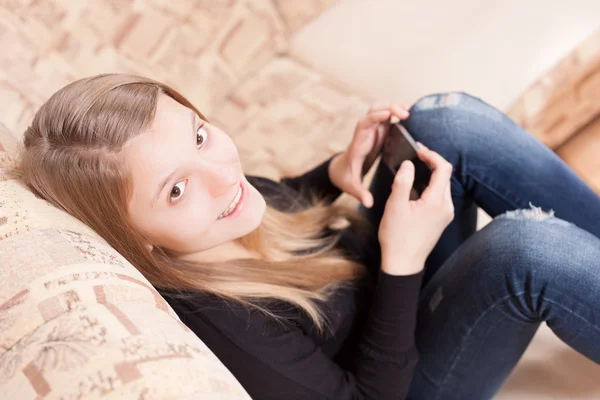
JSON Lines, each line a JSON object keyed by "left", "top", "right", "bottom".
{"left": 153, "top": 94, "right": 190, "bottom": 127}
{"left": 125, "top": 95, "right": 190, "bottom": 158}
{"left": 122, "top": 95, "right": 193, "bottom": 199}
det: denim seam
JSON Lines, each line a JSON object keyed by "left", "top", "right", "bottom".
{"left": 466, "top": 170, "right": 524, "bottom": 213}
{"left": 433, "top": 290, "right": 600, "bottom": 400}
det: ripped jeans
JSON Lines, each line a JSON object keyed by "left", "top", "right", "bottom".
{"left": 363, "top": 93, "right": 600, "bottom": 400}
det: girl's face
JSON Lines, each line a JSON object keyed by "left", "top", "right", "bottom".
{"left": 123, "top": 94, "right": 266, "bottom": 255}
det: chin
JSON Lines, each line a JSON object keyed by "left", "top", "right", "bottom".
{"left": 242, "top": 188, "right": 267, "bottom": 233}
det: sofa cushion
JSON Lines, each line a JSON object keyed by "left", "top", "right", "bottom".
{"left": 211, "top": 56, "right": 373, "bottom": 180}
{"left": 0, "top": 0, "right": 288, "bottom": 137}
{"left": 272, "top": 0, "right": 340, "bottom": 33}
{"left": 0, "top": 126, "right": 249, "bottom": 398}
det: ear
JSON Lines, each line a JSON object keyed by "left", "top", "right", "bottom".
{"left": 146, "top": 244, "right": 154, "bottom": 252}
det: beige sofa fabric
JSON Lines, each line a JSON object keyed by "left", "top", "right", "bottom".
{"left": 0, "top": 127, "right": 249, "bottom": 398}
{"left": 0, "top": 0, "right": 288, "bottom": 137}
{"left": 272, "top": 0, "right": 340, "bottom": 33}
{"left": 212, "top": 56, "right": 372, "bottom": 180}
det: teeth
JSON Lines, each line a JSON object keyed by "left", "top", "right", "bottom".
{"left": 218, "top": 186, "right": 242, "bottom": 219}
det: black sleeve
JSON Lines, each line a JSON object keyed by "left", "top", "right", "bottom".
{"left": 166, "top": 270, "right": 423, "bottom": 400}
{"left": 280, "top": 155, "right": 342, "bottom": 204}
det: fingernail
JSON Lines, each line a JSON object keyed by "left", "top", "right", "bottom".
{"left": 401, "top": 160, "right": 413, "bottom": 171}
{"left": 394, "top": 105, "right": 409, "bottom": 117}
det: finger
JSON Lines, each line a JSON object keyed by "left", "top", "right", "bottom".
{"left": 361, "top": 189, "right": 374, "bottom": 209}
{"left": 363, "top": 121, "right": 389, "bottom": 171}
{"left": 390, "top": 104, "right": 410, "bottom": 120}
{"left": 346, "top": 178, "right": 374, "bottom": 208}
{"left": 347, "top": 151, "right": 366, "bottom": 180}
{"left": 353, "top": 105, "right": 406, "bottom": 158}
{"left": 355, "top": 109, "right": 392, "bottom": 131}
{"left": 370, "top": 102, "right": 409, "bottom": 114}
{"left": 416, "top": 144, "right": 434, "bottom": 169}
{"left": 376, "top": 117, "right": 391, "bottom": 147}
{"left": 444, "top": 180, "right": 452, "bottom": 201}
{"left": 419, "top": 147, "right": 453, "bottom": 201}
{"left": 415, "top": 143, "right": 436, "bottom": 169}
{"left": 365, "top": 108, "right": 393, "bottom": 122}
{"left": 391, "top": 160, "right": 415, "bottom": 204}
{"left": 369, "top": 102, "right": 393, "bottom": 112}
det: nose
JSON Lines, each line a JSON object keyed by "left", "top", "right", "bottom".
{"left": 199, "top": 160, "right": 239, "bottom": 198}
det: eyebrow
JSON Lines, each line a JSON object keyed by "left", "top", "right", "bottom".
{"left": 152, "top": 109, "right": 196, "bottom": 206}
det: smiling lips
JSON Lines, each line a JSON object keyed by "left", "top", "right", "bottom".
{"left": 217, "top": 185, "right": 242, "bottom": 220}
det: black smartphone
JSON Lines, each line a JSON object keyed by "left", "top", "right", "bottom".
{"left": 381, "top": 122, "right": 431, "bottom": 197}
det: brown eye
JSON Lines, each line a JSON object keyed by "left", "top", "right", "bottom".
{"left": 170, "top": 181, "right": 187, "bottom": 201}
{"left": 196, "top": 125, "right": 208, "bottom": 149}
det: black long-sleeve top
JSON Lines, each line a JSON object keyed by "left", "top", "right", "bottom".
{"left": 160, "top": 157, "right": 423, "bottom": 399}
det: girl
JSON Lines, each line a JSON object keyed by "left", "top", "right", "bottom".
{"left": 19, "top": 74, "right": 600, "bottom": 399}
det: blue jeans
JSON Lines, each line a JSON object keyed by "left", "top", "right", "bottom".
{"left": 363, "top": 93, "right": 600, "bottom": 400}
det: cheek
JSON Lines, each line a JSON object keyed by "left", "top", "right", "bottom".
{"left": 168, "top": 207, "right": 213, "bottom": 238}
{"left": 144, "top": 204, "right": 214, "bottom": 249}
{"left": 217, "top": 133, "right": 240, "bottom": 161}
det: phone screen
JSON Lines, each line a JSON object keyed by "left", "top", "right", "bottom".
{"left": 381, "top": 123, "right": 431, "bottom": 196}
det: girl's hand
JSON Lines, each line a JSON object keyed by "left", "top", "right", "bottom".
{"left": 329, "top": 103, "right": 410, "bottom": 208}
{"left": 378, "top": 144, "right": 455, "bottom": 275}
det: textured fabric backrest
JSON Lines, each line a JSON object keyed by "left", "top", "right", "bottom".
{"left": 0, "top": 0, "right": 289, "bottom": 137}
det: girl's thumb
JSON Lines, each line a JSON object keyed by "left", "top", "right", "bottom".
{"left": 392, "top": 160, "right": 415, "bottom": 202}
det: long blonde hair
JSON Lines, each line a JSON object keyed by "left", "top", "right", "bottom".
{"left": 19, "top": 74, "right": 367, "bottom": 332}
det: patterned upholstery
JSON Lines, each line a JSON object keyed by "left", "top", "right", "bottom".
{"left": 0, "top": 0, "right": 288, "bottom": 136}
{"left": 213, "top": 56, "right": 372, "bottom": 179}
{"left": 0, "top": 0, "right": 341, "bottom": 140}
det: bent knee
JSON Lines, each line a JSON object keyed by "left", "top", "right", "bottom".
{"left": 409, "top": 92, "right": 503, "bottom": 121}
{"left": 403, "top": 92, "right": 506, "bottom": 149}
{"left": 411, "top": 92, "right": 470, "bottom": 112}
{"left": 481, "top": 206, "right": 600, "bottom": 277}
